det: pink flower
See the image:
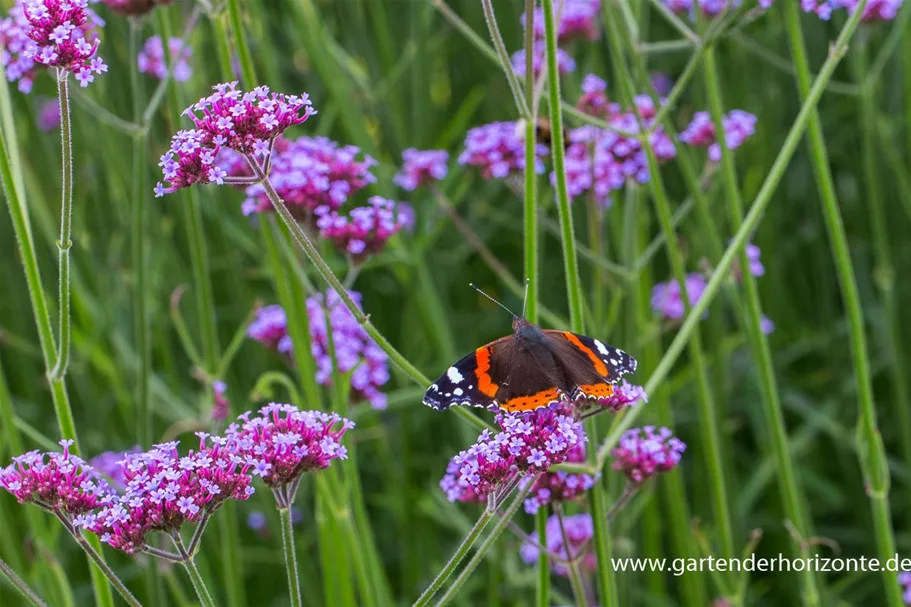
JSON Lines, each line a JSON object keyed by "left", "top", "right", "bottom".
{"left": 651, "top": 273, "right": 707, "bottom": 321}
{"left": 316, "top": 196, "right": 412, "bottom": 260}
{"left": 511, "top": 40, "right": 576, "bottom": 79}
{"left": 458, "top": 121, "right": 548, "bottom": 180}
{"left": 521, "top": 0, "right": 601, "bottom": 42}
{"left": 679, "top": 110, "right": 757, "bottom": 162}
{"left": 611, "top": 426, "right": 686, "bottom": 485}
{"left": 394, "top": 148, "right": 449, "bottom": 190}
{"left": 137, "top": 35, "right": 192, "bottom": 82}
{"left": 522, "top": 441, "right": 596, "bottom": 514}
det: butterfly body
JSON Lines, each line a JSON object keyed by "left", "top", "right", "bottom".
{"left": 423, "top": 317, "right": 636, "bottom": 413}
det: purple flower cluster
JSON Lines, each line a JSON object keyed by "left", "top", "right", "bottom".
{"left": 224, "top": 403, "right": 353, "bottom": 489}
{"left": 306, "top": 290, "right": 390, "bottom": 410}
{"left": 316, "top": 196, "right": 413, "bottom": 260}
{"left": 440, "top": 405, "right": 585, "bottom": 504}
{"left": 0, "top": 440, "right": 113, "bottom": 514}
{"left": 801, "top": 0, "right": 903, "bottom": 20}
{"left": 0, "top": 0, "right": 107, "bottom": 92}
{"left": 679, "top": 110, "right": 757, "bottom": 163}
{"left": 511, "top": 40, "right": 576, "bottom": 79}
{"left": 520, "top": 0, "right": 601, "bottom": 42}
{"left": 583, "top": 380, "right": 648, "bottom": 414}
{"left": 651, "top": 273, "right": 707, "bottom": 321}
{"left": 663, "top": 0, "right": 772, "bottom": 16}
{"left": 240, "top": 136, "right": 377, "bottom": 221}
{"left": 561, "top": 81, "right": 676, "bottom": 206}
{"left": 137, "top": 35, "right": 192, "bottom": 82}
{"left": 99, "top": 0, "right": 173, "bottom": 16}
{"left": 899, "top": 571, "right": 911, "bottom": 604}
{"left": 519, "top": 513, "right": 596, "bottom": 577}
{"left": 458, "top": 121, "right": 548, "bottom": 180}
{"left": 156, "top": 82, "right": 317, "bottom": 197}
{"left": 80, "top": 435, "right": 255, "bottom": 553}
{"left": 247, "top": 291, "right": 391, "bottom": 410}
{"left": 611, "top": 426, "right": 686, "bottom": 485}
{"left": 522, "top": 441, "right": 596, "bottom": 514}
{"left": 394, "top": 148, "right": 449, "bottom": 190}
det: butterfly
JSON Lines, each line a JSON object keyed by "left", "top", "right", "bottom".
{"left": 423, "top": 287, "right": 637, "bottom": 413}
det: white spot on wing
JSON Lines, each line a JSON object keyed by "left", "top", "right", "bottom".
{"left": 447, "top": 366, "right": 464, "bottom": 384}
{"left": 594, "top": 339, "right": 610, "bottom": 356}
{"left": 453, "top": 388, "right": 463, "bottom": 396}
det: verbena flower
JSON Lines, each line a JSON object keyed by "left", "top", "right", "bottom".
{"left": 458, "top": 121, "right": 548, "bottom": 180}
{"left": 522, "top": 441, "right": 596, "bottom": 514}
{"left": 212, "top": 380, "right": 230, "bottom": 422}
{"left": 511, "top": 40, "right": 576, "bottom": 78}
{"left": 394, "top": 148, "right": 449, "bottom": 190}
{"left": 154, "top": 129, "right": 226, "bottom": 196}
{"left": 36, "top": 96, "right": 59, "bottom": 130}
{"left": 581, "top": 380, "right": 647, "bottom": 414}
{"left": 663, "top": 0, "right": 772, "bottom": 16}
{"left": 247, "top": 292, "right": 391, "bottom": 410}
{"left": 306, "top": 290, "right": 390, "bottom": 410}
{"left": 316, "top": 196, "right": 412, "bottom": 260}
{"left": 679, "top": 110, "right": 757, "bottom": 163}
{"left": 137, "top": 35, "right": 191, "bottom": 82}
{"left": 611, "top": 426, "right": 686, "bottom": 485}
{"left": 840, "top": 0, "right": 904, "bottom": 21}
{"left": 519, "top": 513, "right": 597, "bottom": 576}
{"left": 99, "top": 0, "right": 174, "bottom": 16}
{"left": 224, "top": 403, "right": 353, "bottom": 492}
{"left": 651, "top": 273, "right": 707, "bottom": 320}
{"left": 1, "top": 0, "right": 107, "bottom": 91}
{"left": 898, "top": 570, "right": 911, "bottom": 604}
{"left": 240, "top": 135, "right": 376, "bottom": 222}
{"left": 1, "top": 440, "right": 113, "bottom": 514}
{"left": 520, "top": 0, "right": 600, "bottom": 42}
{"left": 83, "top": 435, "right": 255, "bottom": 553}
{"left": 440, "top": 405, "right": 585, "bottom": 504}
{"left": 89, "top": 446, "right": 142, "bottom": 491}
{"left": 561, "top": 91, "right": 675, "bottom": 207}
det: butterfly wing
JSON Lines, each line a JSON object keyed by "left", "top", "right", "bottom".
{"left": 491, "top": 338, "right": 569, "bottom": 413}
{"left": 422, "top": 337, "right": 511, "bottom": 411}
{"left": 541, "top": 330, "right": 637, "bottom": 400}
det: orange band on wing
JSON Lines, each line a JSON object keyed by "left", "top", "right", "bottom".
{"left": 475, "top": 346, "right": 498, "bottom": 397}
{"left": 562, "top": 332, "right": 608, "bottom": 376}
{"left": 576, "top": 383, "right": 614, "bottom": 399}
{"left": 500, "top": 388, "right": 560, "bottom": 412}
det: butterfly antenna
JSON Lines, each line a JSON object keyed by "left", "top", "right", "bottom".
{"left": 521, "top": 278, "right": 529, "bottom": 319}
{"left": 469, "top": 283, "right": 518, "bottom": 318}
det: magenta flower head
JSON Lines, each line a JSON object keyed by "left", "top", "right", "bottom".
{"left": 316, "top": 196, "right": 412, "bottom": 261}
{"left": 576, "top": 74, "right": 619, "bottom": 119}
{"left": 89, "top": 446, "right": 143, "bottom": 491}
{"left": 612, "top": 426, "right": 686, "bottom": 485}
{"left": 440, "top": 405, "right": 586, "bottom": 506}
{"left": 83, "top": 435, "right": 255, "bottom": 554}
{"left": 1, "top": 0, "right": 107, "bottom": 91}
{"left": 522, "top": 441, "right": 596, "bottom": 514}
{"left": 519, "top": 513, "right": 597, "bottom": 576}
{"left": 679, "top": 110, "right": 757, "bottom": 162}
{"left": 521, "top": 0, "right": 601, "bottom": 42}
{"left": 651, "top": 273, "right": 707, "bottom": 321}
{"left": 1, "top": 440, "right": 113, "bottom": 515}
{"left": 99, "top": 0, "right": 174, "bottom": 16}
{"left": 458, "top": 121, "right": 548, "bottom": 180}
{"left": 511, "top": 40, "right": 576, "bottom": 79}
{"left": 224, "top": 403, "right": 354, "bottom": 507}
{"left": 240, "top": 135, "right": 377, "bottom": 222}
{"left": 137, "top": 35, "right": 192, "bottom": 82}
{"left": 247, "top": 304, "right": 291, "bottom": 353}
{"left": 394, "top": 148, "right": 449, "bottom": 190}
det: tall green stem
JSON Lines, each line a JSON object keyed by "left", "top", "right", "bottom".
{"left": 174, "top": 535, "right": 215, "bottom": 607}
{"left": 279, "top": 506, "right": 303, "bottom": 607}
{"left": 524, "top": 0, "right": 539, "bottom": 325}
{"left": 781, "top": 3, "right": 900, "bottom": 604}
{"left": 49, "top": 70, "right": 72, "bottom": 380}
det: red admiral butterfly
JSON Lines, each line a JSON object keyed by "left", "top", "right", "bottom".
{"left": 423, "top": 286, "right": 637, "bottom": 413}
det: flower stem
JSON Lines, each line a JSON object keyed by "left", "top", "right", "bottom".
{"left": 411, "top": 507, "right": 495, "bottom": 607}
{"left": 554, "top": 504, "right": 590, "bottom": 607}
{"left": 523, "top": 0, "right": 539, "bottom": 327}
{"left": 279, "top": 507, "right": 303, "bottom": 607}
{"left": 535, "top": 509, "right": 549, "bottom": 607}
{"left": 174, "top": 535, "right": 216, "bottom": 607}
{"left": 49, "top": 69, "right": 73, "bottom": 381}
{"left": 781, "top": 3, "right": 900, "bottom": 605}
{"left": 0, "top": 556, "right": 50, "bottom": 607}
{"left": 479, "top": 0, "right": 530, "bottom": 120}
{"left": 432, "top": 475, "right": 539, "bottom": 607}
{"left": 68, "top": 527, "right": 143, "bottom": 607}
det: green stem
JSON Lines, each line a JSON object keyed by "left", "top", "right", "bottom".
{"left": 542, "top": 0, "right": 583, "bottom": 330}
{"left": 524, "top": 0, "right": 539, "bottom": 325}
{"left": 412, "top": 506, "right": 495, "bottom": 607}
{"left": 49, "top": 70, "right": 72, "bottom": 380}
{"left": 535, "top": 509, "right": 549, "bottom": 607}
{"left": 781, "top": 3, "right": 900, "bottom": 604}
{"left": 479, "top": 0, "right": 530, "bottom": 119}
{"left": 596, "top": 0, "right": 868, "bottom": 462}
{"left": 226, "top": 0, "right": 256, "bottom": 88}
{"left": 174, "top": 536, "right": 215, "bottom": 607}
{"left": 0, "top": 556, "right": 50, "bottom": 607}
{"left": 279, "top": 506, "right": 303, "bottom": 607}
{"left": 432, "top": 476, "right": 539, "bottom": 607}
{"left": 701, "top": 41, "right": 820, "bottom": 604}
{"left": 554, "top": 504, "right": 590, "bottom": 607}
